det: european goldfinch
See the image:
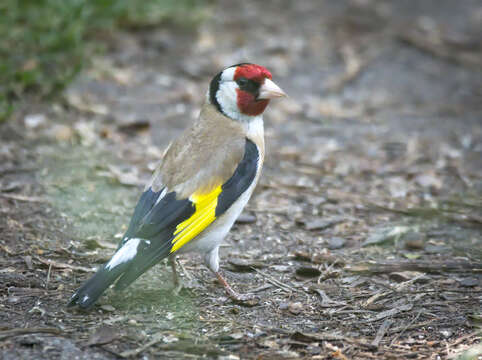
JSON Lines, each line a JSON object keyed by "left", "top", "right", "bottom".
{"left": 68, "top": 63, "right": 286, "bottom": 308}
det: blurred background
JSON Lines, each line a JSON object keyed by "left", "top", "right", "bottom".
{"left": 0, "top": 0, "right": 481, "bottom": 359}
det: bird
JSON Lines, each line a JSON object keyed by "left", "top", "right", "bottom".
{"left": 68, "top": 63, "right": 286, "bottom": 309}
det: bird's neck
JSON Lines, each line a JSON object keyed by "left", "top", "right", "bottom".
{"left": 243, "top": 115, "right": 264, "bottom": 140}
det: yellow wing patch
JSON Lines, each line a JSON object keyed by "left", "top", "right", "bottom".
{"left": 170, "top": 185, "right": 222, "bottom": 253}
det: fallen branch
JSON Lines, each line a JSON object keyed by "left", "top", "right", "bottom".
{"left": 35, "top": 257, "right": 94, "bottom": 273}
{"left": 120, "top": 333, "right": 164, "bottom": 358}
{"left": 370, "top": 203, "right": 482, "bottom": 225}
{"left": 363, "top": 303, "right": 413, "bottom": 323}
{"left": 252, "top": 268, "right": 300, "bottom": 294}
{"left": 346, "top": 261, "right": 482, "bottom": 275}
{"left": 0, "top": 327, "right": 61, "bottom": 341}
{"left": 372, "top": 319, "right": 392, "bottom": 347}
{"left": 291, "top": 331, "right": 377, "bottom": 351}
{"left": 0, "top": 193, "right": 47, "bottom": 203}
{"left": 397, "top": 29, "right": 482, "bottom": 68}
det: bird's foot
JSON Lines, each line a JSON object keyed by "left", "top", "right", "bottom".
{"left": 226, "top": 289, "right": 259, "bottom": 306}
{"left": 215, "top": 271, "right": 259, "bottom": 306}
{"left": 171, "top": 280, "right": 184, "bottom": 296}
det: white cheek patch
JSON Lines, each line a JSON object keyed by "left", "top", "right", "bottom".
{"left": 105, "top": 237, "right": 141, "bottom": 270}
{"left": 221, "top": 67, "right": 236, "bottom": 81}
{"left": 216, "top": 81, "right": 238, "bottom": 117}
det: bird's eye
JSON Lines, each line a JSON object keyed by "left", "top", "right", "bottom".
{"left": 236, "top": 78, "right": 248, "bottom": 87}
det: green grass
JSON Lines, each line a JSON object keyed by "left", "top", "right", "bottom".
{"left": 0, "top": 0, "right": 209, "bottom": 121}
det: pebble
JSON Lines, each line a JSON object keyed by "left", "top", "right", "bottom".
{"left": 236, "top": 212, "right": 257, "bottom": 224}
{"left": 100, "top": 304, "right": 115, "bottom": 312}
{"left": 288, "top": 302, "right": 303, "bottom": 315}
{"left": 24, "top": 114, "right": 46, "bottom": 129}
{"left": 327, "top": 237, "right": 346, "bottom": 249}
{"left": 440, "top": 329, "right": 452, "bottom": 338}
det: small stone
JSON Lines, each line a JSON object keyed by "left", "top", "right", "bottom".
{"left": 295, "top": 266, "right": 321, "bottom": 278}
{"left": 272, "top": 265, "right": 290, "bottom": 272}
{"left": 424, "top": 244, "right": 451, "bottom": 254}
{"left": 458, "top": 277, "right": 479, "bottom": 287}
{"left": 288, "top": 302, "right": 303, "bottom": 315}
{"left": 440, "top": 329, "right": 452, "bottom": 338}
{"left": 128, "top": 319, "right": 137, "bottom": 326}
{"left": 279, "top": 302, "right": 290, "bottom": 310}
{"left": 389, "top": 271, "right": 426, "bottom": 283}
{"left": 403, "top": 231, "right": 425, "bottom": 250}
{"left": 303, "top": 217, "right": 344, "bottom": 231}
{"left": 236, "top": 212, "right": 257, "bottom": 224}
{"left": 228, "top": 258, "right": 265, "bottom": 272}
{"left": 24, "top": 114, "right": 46, "bottom": 129}
{"left": 100, "top": 304, "right": 115, "bottom": 312}
{"left": 326, "top": 237, "right": 346, "bottom": 249}
{"left": 293, "top": 251, "right": 312, "bottom": 262}
{"left": 53, "top": 124, "right": 74, "bottom": 142}
{"left": 415, "top": 172, "right": 442, "bottom": 190}
{"left": 229, "top": 332, "right": 244, "bottom": 340}
{"left": 363, "top": 226, "right": 410, "bottom": 247}
{"left": 8, "top": 296, "right": 20, "bottom": 304}
{"left": 218, "top": 355, "right": 240, "bottom": 360}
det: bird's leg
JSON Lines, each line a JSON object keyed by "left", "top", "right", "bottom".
{"left": 215, "top": 271, "right": 256, "bottom": 303}
{"left": 168, "top": 255, "right": 183, "bottom": 295}
{"left": 206, "top": 247, "right": 258, "bottom": 304}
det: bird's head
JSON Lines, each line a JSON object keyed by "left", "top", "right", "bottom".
{"left": 209, "top": 63, "right": 286, "bottom": 122}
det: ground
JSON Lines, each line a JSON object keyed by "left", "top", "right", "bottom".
{"left": 1, "top": 0, "right": 481, "bottom": 359}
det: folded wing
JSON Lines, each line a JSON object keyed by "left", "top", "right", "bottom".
{"left": 114, "top": 138, "right": 259, "bottom": 289}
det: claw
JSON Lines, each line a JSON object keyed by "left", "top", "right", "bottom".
{"left": 215, "top": 271, "right": 260, "bottom": 306}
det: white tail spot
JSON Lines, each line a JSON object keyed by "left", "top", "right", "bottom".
{"left": 105, "top": 238, "right": 141, "bottom": 270}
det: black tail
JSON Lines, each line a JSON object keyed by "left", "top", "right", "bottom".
{"left": 67, "top": 237, "right": 172, "bottom": 309}
{"left": 67, "top": 265, "right": 126, "bottom": 309}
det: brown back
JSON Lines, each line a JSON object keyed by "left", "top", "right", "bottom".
{"left": 150, "top": 103, "right": 246, "bottom": 198}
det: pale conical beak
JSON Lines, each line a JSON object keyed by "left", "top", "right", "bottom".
{"left": 258, "top": 78, "right": 287, "bottom": 99}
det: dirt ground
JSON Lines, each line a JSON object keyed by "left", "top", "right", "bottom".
{"left": 1, "top": 0, "right": 481, "bottom": 359}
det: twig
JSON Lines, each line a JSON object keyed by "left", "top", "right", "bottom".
{"left": 0, "top": 327, "right": 61, "bottom": 341}
{"left": 364, "top": 272, "right": 429, "bottom": 307}
{"left": 371, "top": 319, "right": 392, "bottom": 347}
{"left": 317, "top": 260, "right": 340, "bottom": 284}
{"left": 347, "top": 261, "right": 482, "bottom": 275}
{"left": 177, "top": 258, "right": 192, "bottom": 281}
{"left": 252, "top": 268, "right": 299, "bottom": 293}
{"left": 397, "top": 29, "right": 482, "bottom": 68}
{"left": 46, "top": 263, "right": 52, "bottom": 290}
{"left": 250, "top": 284, "right": 273, "bottom": 293}
{"left": 311, "top": 288, "right": 346, "bottom": 307}
{"left": 370, "top": 202, "right": 482, "bottom": 225}
{"left": 35, "top": 257, "right": 94, "bottom": 273}
{"left": 323, "top": 45, "right": 370, "bottom": 94}
{"left": 120, "top": 333, "right": 164, "bottom": 358}
{"left": 0, "top": 193, "right": 47, "bottom": 202}
{"left": 0, "top": 166, "right": 37, "bottom": 175}
{"left": 389, "top": 311, "right": 422, "bottom": 346}
{"left": 363, "top": 303, "right": 413, "bottom": 323}
{"left": 446, "top": 330, "right": 481, "bottom": 349}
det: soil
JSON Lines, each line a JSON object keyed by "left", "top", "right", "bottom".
{"left": 1, "top": 0, "right": 481, "bottom": 359}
